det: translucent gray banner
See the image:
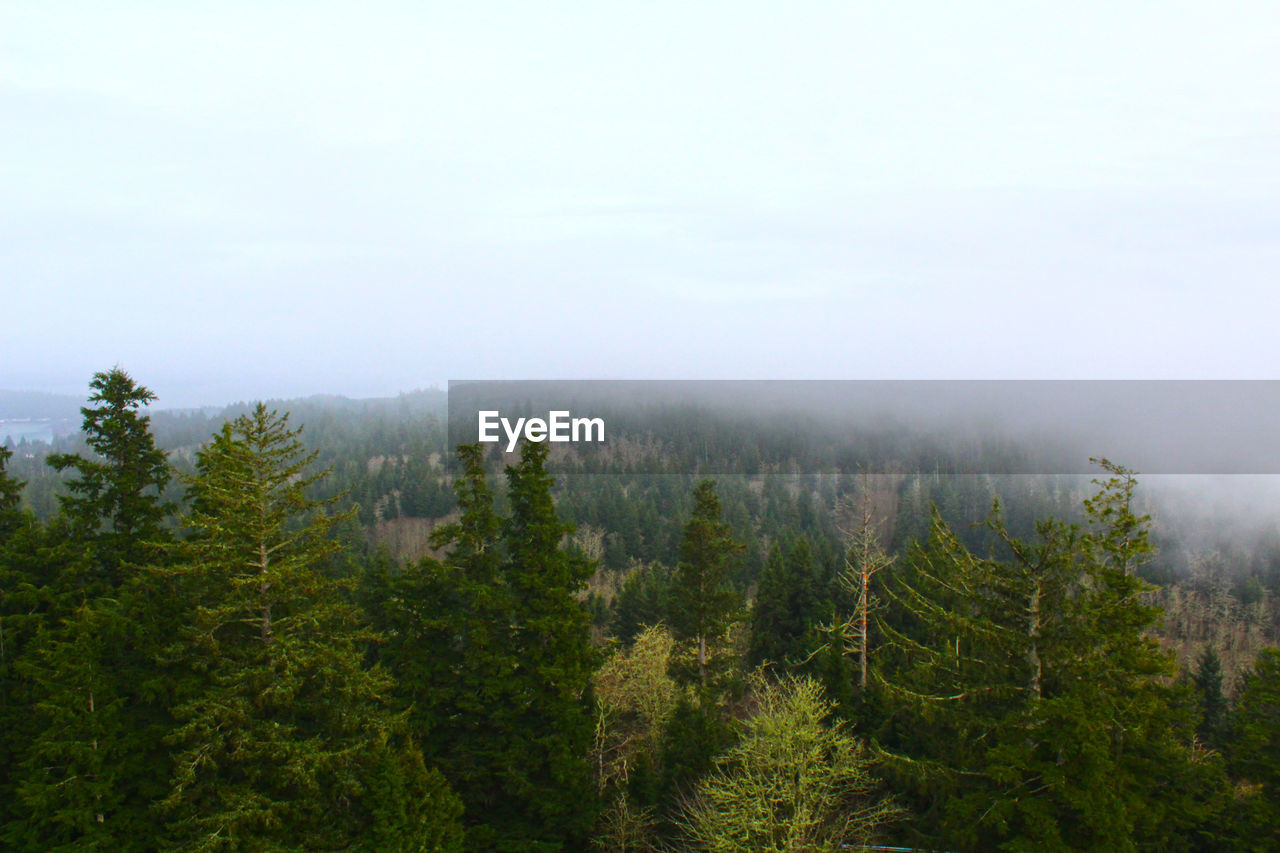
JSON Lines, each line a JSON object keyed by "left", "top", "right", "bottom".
{"left": 446, "top": 380, "right": 1280, "bottom": 475}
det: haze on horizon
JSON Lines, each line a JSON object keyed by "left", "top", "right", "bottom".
{"left": 4, "top": 2, "right": 1278, "bottom": 409}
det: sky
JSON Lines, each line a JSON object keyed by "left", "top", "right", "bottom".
{"left": 4, "top": 2, "right": 1279, "bottom": 408}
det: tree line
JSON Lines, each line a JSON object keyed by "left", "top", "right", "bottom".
{"left": 2, "top": 369, "right": 1279, "bottom": 850}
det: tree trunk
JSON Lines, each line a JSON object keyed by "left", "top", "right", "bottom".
{"left": 1027, "top": 581, "right": 1041, "bottom": 701}
{"left": 698, "top": 634, "right": 707, "bottom": 685}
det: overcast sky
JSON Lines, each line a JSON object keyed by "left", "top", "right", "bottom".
{"left": 4, "top": 2, "right": 1278, "bottom": 408}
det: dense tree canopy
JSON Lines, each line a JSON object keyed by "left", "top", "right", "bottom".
{"left": 2, "top": 374, "right": 1278, "bottom": 850}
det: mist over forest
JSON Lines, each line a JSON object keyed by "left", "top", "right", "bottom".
{"left": 7, "top": 1, "right": 1280, "bottom": 848}
{"left": 3, "top": 371, "right": 1279, "bottom": 850}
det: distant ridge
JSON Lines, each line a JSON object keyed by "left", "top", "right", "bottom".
{"left": 0, "top": 390, "right": 84, "bottom": 421}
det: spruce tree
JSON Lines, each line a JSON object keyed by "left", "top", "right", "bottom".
{"left": 611, "top": 565, "right": 670, "bottom": 644}
{"left": 667, "top": 480, "right": 744, "bottom": 686}
{"left": 6, "top": 371, "right": 175, "bottom": 850}
{"left": 11, "top": 599, "right": 137, "bottom": 849}
{"left": 0, "top": 444, "right": 21, "bottom": 526}
{"left": 748, "top": 537, "right": 819, "bottom": 670}
{"left": 1230, "top": 648, "right": 1280, "bottom": 848}
{"left": 386, "top": 441, "right": 596, "bottom": 852}
{"left": 1194, "top": 645, "right": 1228, "bottom": 749}
{"left": 383, "top": 443, "right": 515, "bottom": 849}
{"left": 499, "top": 439, "right": 598, "bottom": 850}
{"left": 874, "top": 461, "right": 1228, "bottom": 851}
{"left": 160, "top": 404, "right": 460, "bottom": 850}
{"left": 47, "top": 368, "right": 172, "bottom": 588}
{"left": 0, "top": 446, "right": 20, "bottom": 818}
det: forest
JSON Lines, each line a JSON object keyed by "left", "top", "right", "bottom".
{"left": 2, "top": 368, "right": 1279, "bottom": 851}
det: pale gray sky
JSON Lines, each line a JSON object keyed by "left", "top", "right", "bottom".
{"left": 4, "top": 2, "right": 1278, "bottom": 407}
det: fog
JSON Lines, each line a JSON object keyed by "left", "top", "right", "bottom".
{"left": 448, "top": 380, "right": 1280, "bottom": 475}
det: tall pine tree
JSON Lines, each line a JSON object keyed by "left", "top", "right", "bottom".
{"left": 748, "top": 537, "right": 819, "bottom": 670}
{"left": 667, "top": 480, "right": 744, "bottom": 687}
{"left": 7, "top": 370, "right": 175, "bottom": 850}
{"left": 160, "top": 404, "right": 460, "bottom": 851}
{"left": 381, "top": 443, "right": 515, "bottom": 849}
{"left": 874, "top": 461, "right": 1228, "bottom": 851}
{"left": 1231, "top": 648, "right": 1280, "bottom": 849}
{"left": 498, "top": 439, "right": 598, "bottom": 850}
{"left": 47, "top": 368, "right": 172, "bottom": 589}
{"left": 384, "top": 441, "right": 596, "bottom": 852}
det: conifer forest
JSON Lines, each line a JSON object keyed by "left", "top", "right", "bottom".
{"left": 3, "top": 369, "right": 1279, "bottom": 852}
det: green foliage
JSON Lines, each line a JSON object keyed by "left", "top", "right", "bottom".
{"left": 611, "top": 565, "right": 670, "bottom": 644}
{"left": 386, "top": 443, "right": 597, "bottom": 852}
{"left": 1194, "top": 645, "right": 1229, "bottom": 749}
{"left": 0, "top": 445, "right": 23, "bottom": 525}
{"left": 874, "top": 460, "right": 1232, "bottom": 851}
{"left": 7, "top": 382, "right": 1280, "bottom": 850}
{"left": 679, "top": 673, "right": 899, "bottom": 852}
{"left": 46, "top": 368, "right": 172, "bottom": 586}
{"left": 0, "top": 445, "right": 36, "bottom": 820}
{"left": 592, "top": 625, "right": 680, "bottom": 850}
{"left": 10, "top": 599, "right": 142, "bottom": 850}
{"left": 594, "top": 625, "right": 680, "bottom": 790}
{"left": 1231, "top": 648, "right": 1280, "bottom": 849}
{"left": 499, "top": 439, "right": 599, "bottom": 848}
{"left": 748, "top": 538, "right": 819, "bottom": 670}
{"left": 159, "top": 404, "right": 460, "bottom": 850}
{"left": 644, "top": 694, "right": 736, "bottom": 817}
{"left": 3, "top": 371, "right": 176, "bottom": 850}
{"left": 667, "top": 480, "right": 745, "bottom": 686}
{"left": 362, "top": 737, "right": 465, "bottom": 853}
{"left": 381, "top": 444, "right": 514, "bottom": 849}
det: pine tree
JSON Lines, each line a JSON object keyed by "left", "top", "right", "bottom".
{"left": 748, "top": 538, "right": 818, "bottom": 670}
{"left": 1194, "top": 645, "right": 1228, "bottom": 749}
{"left": 388, "top": 442, "right": 597, "bottom": 851}
{"left": 6, "top": 371, "right": 176, "bottom": 850}
{"left": 384, "top": 443, "right": 516, "bottom": 850}
{"left": 46, "top": 368, "right": 172, "bottom": 588}
{"left": 0, "top": 445, "right": 22, "bottom": 528}
{"left": 160, "top": 404, "right": 460, "bottom": 850}
{"left": 1231, "top": 648, "right": 1280, "bottom": 848}
{"left": 874, "top": 461, "right": 1228, "bottom": 851}
{"left": 499, "top": 439, "right": 598, "bottom": 850}
{"left": 667, "top": 480, "right": 744, "bottom": 686}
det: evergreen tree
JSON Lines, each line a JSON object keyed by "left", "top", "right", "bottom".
{"left": 874, "top": 461, "right": 1228, "bottom": 851}
{"left": 499, "top": 439, "right": 598, "bottom": 850}
{"left": 1193, "top": 645, "right": 1228, "bottom": 750}
{"left": 611, "top": 565, "right": 669, "bottom": 644}
{"left": 11, "top": 599, "right": 140, "bottom": 850}
{"left": 390, "top": 442, "right": 596, "bottom": 852}
{"left": 647, "top": 694, "right": 735, "bottom": 825}
{"left": 0, "top": 446, "right": 23, "bottom": 826}
{"left": 0, "top": 444, "right": 22, "bottom": 526}
{"left": 46, "top": 368, "right": 172, "bottom": 588}
{"left": 667, "top": 480, "right": 744, "bottom": 686}
{"left": 6, "top": 371, "right": 177, "bottom": 850}
{"left": 1231, "top": 648, "right": 1280, "bottom": 849}
{"left": 748, "top": 537, "right": 818, "bottom": 670}
{"left": 383, "top": 444, "right": 515, "bottom": 850}
{"left": 160, "top": 404, "right": 460, "bottom": 850}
